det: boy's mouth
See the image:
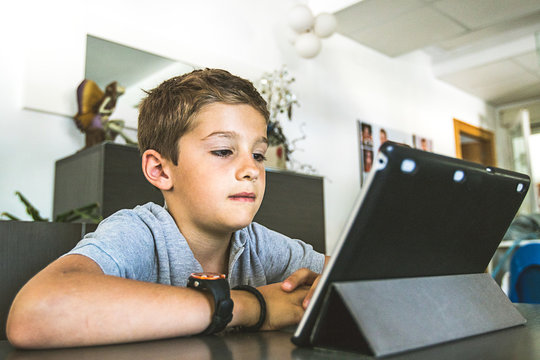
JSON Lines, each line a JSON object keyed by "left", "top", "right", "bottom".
{"left": 229, "top": 192, "right": 256, "bottom": 202}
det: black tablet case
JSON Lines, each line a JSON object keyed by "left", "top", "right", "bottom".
{"left": 292, "top": 142, "right": 530, "bottom": 357}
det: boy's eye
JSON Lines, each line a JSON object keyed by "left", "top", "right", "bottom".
{"left": 253, "top": 153, "right": 267, "bottom": 162}
{"left": 212, "top": 150, "right": 233, "bottom": 157}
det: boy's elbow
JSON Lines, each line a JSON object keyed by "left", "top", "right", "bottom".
{"left": 6, "top": 308, "right": 37, "bottom": 349}
{"left": 6, "top": 294, "right": 56, "bottom": 349}
{"left": 6, "top": 320, "right": 27, "bottom": 349}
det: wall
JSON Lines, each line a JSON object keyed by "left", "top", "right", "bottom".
{"left": 0, "top": 3, "right": 85, "bottom": 223}
{"left": 0, "top": 0, "right": 495, "bottom": 253}
{"left": 529, "top": 134, "right": 540, "bottom": 211}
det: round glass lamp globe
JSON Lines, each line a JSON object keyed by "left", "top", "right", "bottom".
{"left": 288, "top": 4, "right": 314, "bottom": 33}
{"left": 295, "top": 32, "right": 321, "bottom": 58}
{"left": 314, "top": 13, "right": 337, "bottom": 38}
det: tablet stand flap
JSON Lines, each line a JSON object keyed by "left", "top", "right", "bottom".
{"left": 310, "top": 273, "right": 526, "bottom": 357}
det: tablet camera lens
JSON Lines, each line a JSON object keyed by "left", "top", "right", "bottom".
{"left": 516, "top": 183, "right": 525, "bottom": 193}
{"left": 453, "top": 170, "right": 465, "bottom": 183}
{"left": 376, "top": 154, "right": 388, "bottom": 170}
{"left": 400, "top": 159, "right": 416, "bottom": 174}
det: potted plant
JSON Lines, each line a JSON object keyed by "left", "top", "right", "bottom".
{"left": 258, "top": 66, "right": 299, "bottom": 169}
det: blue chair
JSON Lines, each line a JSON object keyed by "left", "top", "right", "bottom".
{"left": 509, "top": 243, "right": 540, "bottom": 303}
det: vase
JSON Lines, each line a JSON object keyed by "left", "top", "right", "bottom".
{"left": 265, "top": 144, "right": 287, "bottom": 170}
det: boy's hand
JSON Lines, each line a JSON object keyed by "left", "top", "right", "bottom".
{"left": 281, "top": 268, "right": 321, "bottom": 309}
{"left": 256, "top": 283, "right": 309, "bottom": 330}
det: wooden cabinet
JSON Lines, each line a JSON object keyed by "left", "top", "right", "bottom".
{"left": 254, "top": 169, "right": 325, "bottom": 254}
{"left": 53, "top": 143, "right": 163, "bottom": 219}
{"left": 53, "top": 142, "right": 326, "bottom": 253}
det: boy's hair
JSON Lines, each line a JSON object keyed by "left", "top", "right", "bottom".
{"left": 138, "top": 68, "right": 270, "bottom": 165}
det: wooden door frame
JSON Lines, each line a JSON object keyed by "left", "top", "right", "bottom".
{"left": 453, "top": 118, "right": 496, "bottom": 166}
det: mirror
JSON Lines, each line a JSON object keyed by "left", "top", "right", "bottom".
{"left": 84, "top": 35, "right": 196, "bottom": 131}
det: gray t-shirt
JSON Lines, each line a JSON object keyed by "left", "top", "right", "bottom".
{"left": 67, "top": 202, "right": 325, "bottom": 287}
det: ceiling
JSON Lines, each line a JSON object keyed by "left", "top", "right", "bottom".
{"left": 334, "top": 0, "right": 540, "bottom": 110}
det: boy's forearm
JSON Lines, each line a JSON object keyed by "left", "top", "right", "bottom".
{"left": 7, "top": 269, "right": 214, "bottom": 348}
{"left": 6, "top": 256, "right": 254, "bottom": 349}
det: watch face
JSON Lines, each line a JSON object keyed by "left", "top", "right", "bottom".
{"left": 190, "top": 272, "right": 226, "bottom": 280}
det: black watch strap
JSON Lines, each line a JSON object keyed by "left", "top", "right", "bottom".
{"left": 187, "top": 274, "right": 234, "bottom": 335}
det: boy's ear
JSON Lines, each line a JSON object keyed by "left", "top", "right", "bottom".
{"left": 141, "top": 150, "right": 173, "bottom": 191}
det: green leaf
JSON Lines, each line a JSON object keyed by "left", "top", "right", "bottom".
{"left": 14, "top": 191, "right": 48, "bottom": 222}
{"left": 1, "top": 212, "right": 20, "bottom": 221}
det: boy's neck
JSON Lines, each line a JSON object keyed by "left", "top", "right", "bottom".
{"left": 170, "top": 214, "right": 232, "bottom": 274}
{"left": 187, "top": 231, "right": 232, "bottom": 274}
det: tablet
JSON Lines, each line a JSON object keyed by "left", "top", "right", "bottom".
{"left": 292, "top": 142, "right": 530, "bottom": 347}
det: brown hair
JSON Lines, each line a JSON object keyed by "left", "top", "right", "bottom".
{"left": 138, "top": 68, "right": 269, "bottom": 165}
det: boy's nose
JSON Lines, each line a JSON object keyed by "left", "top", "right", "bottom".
{"left": 236, "top": 154, "right": 260, "bottom": 181}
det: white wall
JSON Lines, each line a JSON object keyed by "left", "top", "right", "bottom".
{"left": 528, "top": 133, "right": 540, "bottom": 212}
{"left": 0, "top": 3, "right": 85, "bottom": 222}
{"left": 1, "top": 0, "right": 495, "bottom": 253}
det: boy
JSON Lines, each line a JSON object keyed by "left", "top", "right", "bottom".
{"left": 6, "top": 69, "right": 327, "bottom": 348}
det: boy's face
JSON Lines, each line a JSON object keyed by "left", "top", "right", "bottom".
{"left": 167, "top": 102, "right": 268, "bottom": 236}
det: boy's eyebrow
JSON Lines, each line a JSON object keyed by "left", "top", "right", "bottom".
{"left": 203, "top": 131, "right": 236, "bottom": 140}
{"left": 202, "top": 131, "right": 268, "bottom": 144}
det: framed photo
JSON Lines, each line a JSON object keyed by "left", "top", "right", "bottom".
{"left": 357, "top": 120, "right": 415, "bottom": 185}
{"left": 412, "top": 134, "right": 433, "bottom": 152}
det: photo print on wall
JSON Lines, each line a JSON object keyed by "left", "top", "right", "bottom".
{"left": 357, "top": 120, "right": 432, "bottom": 186}
{"left": 412, "top": 134, "right": 433, "bottom": 152}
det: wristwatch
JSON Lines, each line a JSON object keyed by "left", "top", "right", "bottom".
{"left": 187, "top": 272, "right": 234, "bottom": 335}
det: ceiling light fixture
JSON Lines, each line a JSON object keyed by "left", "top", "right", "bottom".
{"left": 287, "top": 4, "right": 337, "bottom": 59}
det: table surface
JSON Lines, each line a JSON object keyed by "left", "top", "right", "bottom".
{"left": 1, "top": 304, "right": 539, "bottom": 360}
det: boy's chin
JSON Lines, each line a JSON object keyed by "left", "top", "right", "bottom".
{"left": 229, "top": 220, "right": 254, "bottom": 232}
{"left": 225, "top": 215, "right": 256, "bottom": 232}
{"left": 226, "top": 208, "right": 260, "bottom": 229}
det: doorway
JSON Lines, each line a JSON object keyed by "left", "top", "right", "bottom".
{"left": 454, "top": 119, "right": 496, "bottom": 166}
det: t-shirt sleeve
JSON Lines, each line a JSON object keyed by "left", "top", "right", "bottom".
{"left": 250, "top": 223, "right": 325, "bottom": 283}
{"left": 65, "top": 209, "right": 156, "bottom": 281}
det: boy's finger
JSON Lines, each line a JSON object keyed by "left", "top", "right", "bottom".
{"left": 302, "top": 276, "right": 321, "bottom": 309}
{"left": 281, "top": 268, "right": 318, "bottom": 292}
{"left": 282, "top": 269, "right": 313, "bottom": 291}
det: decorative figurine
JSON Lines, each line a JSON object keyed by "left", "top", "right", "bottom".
{"left": 74, "top": 79, "right": 136, "bottom": 148}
